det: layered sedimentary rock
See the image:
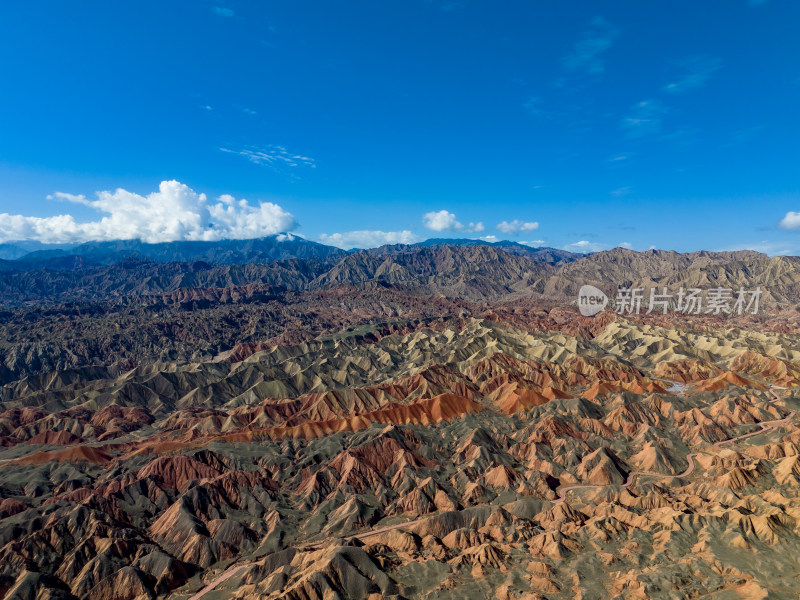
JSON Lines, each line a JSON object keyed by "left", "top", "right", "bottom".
{"left": 3, "top": 244, "right": 800, "bottom": 599}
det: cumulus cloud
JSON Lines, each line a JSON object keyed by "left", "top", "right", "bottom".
{"left": 496, "top": 220, "right": 539, "bottom": 235}
{"left": 779, "top": 211, "right": 800, "bottom": 230}
{"left": 0, "top": 180, "right": 296, "bottom": 244}
{"left": 479, "top": 235, "right": 500, "bottom": 243}
{"left": 422, "top": 210, "right": 484, "bottom": 232}
{"left": 423, "top": 210, "right": 458, "bottom": 231}
{"left": 213, "top": 6, "right": 235, "bottom": 17}
{"left": 318, "top": 230, "right": 420, "bottom": 250}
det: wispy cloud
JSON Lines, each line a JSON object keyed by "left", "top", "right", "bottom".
{"left": 563, "top": 240, "right": 630, "bottom": 253}
{"left": 611, "top": 186, "right": 632, "bottom": 197}
{"left": 622, "top": 99, "right": 668, "bottom": 138}
{"left": 522, "top": 95, "right": 548, "bottom": 118}
{"left": 213, "top": 6, "right": 235, "bottom": 17}
{"left": 220, "top": 145, "right": 316, "bottom": 173}
{"left": 727, "top": 125, "right": 766, "bottom": 146}
{"left": 496, "top": 219, "right": 539, "bottom": 235}
{"left": 422, "top": 210, "right": 484, "bottom": 233}
{"left": 562, "top": 17, "right": 619, "bottom": 75}
{"left": 234, "top": 105, "right": 257, "bottom": 116}
{"left": 0, "top": 181, "right": 296, "bottom": 244}
{"left": 608, "top": 153, "right": 632, "bottom": 163}
{"left": 664, "top": 55, "right": 722, "bottom": 94}
{"left": 563, "top": 240, "right": 605, "bottom": 253}
{"left": 440, "top": 1, "right": 464, "bottom": 11}
{"left": 659, "top": 126, "right": 701, "bottom": 148}
{"left": 319, "top": 230, "right": 420, "bottom": 249}
{"left": 521, "top": 18, "right": 616, "bottom": 133}
{"left": 718, "top": 239, "right": 800, "bottom": 256}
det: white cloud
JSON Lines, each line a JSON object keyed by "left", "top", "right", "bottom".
{"left": 0, "top": 180, "right": 296, "bottom": 244}
{"left": 664, "top": 56, "right": 722, "bottom": 94}
{"left": 275, "top": 233, "right": 302, "bottom": 242}
{"left": 563, "top": 240, "right": 609, "bottom": 253}
{"left": 718, "top": 239, "right": 800, "bottom": 256}
{"left": 318, "top": 230, "right": 420, "bottom": 250}
{"left": 422, "top": 210, "right": 483, "bottom": 233}
{"left": 563, "top": 240, "right": 635, "bottom": 253}
{"left": 220, "top": 145, "right": 316, "bottom": 170}
{"left": 779, "top": 211, "right": 800, "bottom": 230}
{"left": 562, "top": 17, "right": 618, "bottom": 75}
{"left": 423, "top": 210, "right": 458, "bottom": 231}
{"left": 213, "top": 6, "right": 234, "bottom": 17}
{"left": 520, "top": 240, "right": 546, "bottom": 247}
{"left": 496, "top": 219, "right": 540, "bottom": 235}
{"left": 479, "top": 235, "right": 499, "bottom": 243}
{"left": 207, "top": 194, "right": 297, "bottom": 241}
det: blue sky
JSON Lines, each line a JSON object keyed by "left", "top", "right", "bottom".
{"left": 1, "top": 1, "right": 799, "bottom": 252}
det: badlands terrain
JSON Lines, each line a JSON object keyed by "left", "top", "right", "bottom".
{"left": 2, "top": 239, "right": 800, "bottom": 599}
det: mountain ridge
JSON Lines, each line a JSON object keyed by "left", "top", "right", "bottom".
{"left": 2, "top": 241, "right": 800, "bottom": 306}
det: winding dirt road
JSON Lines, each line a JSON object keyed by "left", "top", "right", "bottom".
{"left": 184, "top": 387, "right": 795, "bottom": 598}
{"left": 187, "top": 565, "right": 248, "bottom": 600}
{"left": 554, "top": 387, "right": 794, "bottom": 504}
{"left": 183, "top": 516, "right": 433, "bottom": 598}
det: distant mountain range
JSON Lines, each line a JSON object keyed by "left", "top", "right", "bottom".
{"left": 1, "top": 236, "right": 798, "bottom": 306}
{"left": 0, "top": 235, "right": 346, "bottom": 269}
{"left": 2, "top": 240, "right": 799, "bottom": 600}
{"left": 0, "top": 235, "right": 579, "bottom": 273}
{"left": 372, "top": 238, "right": 579, "bottom": 265}
{"left": 0, "top": 241, "right": 78, "bottom": 261}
